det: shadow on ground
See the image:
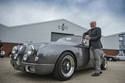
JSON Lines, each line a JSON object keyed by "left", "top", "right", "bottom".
{"left": 14, "top": 68, "right": 93, "bottom": 81}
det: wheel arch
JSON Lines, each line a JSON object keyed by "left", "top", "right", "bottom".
{"left": 53, "top": 50, "right": 77, "bottom": 80}
{"left": 55, "top": 50, "right": 78, "bottom": 70}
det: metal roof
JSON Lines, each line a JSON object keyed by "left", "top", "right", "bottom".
{"left": 0, "top": 19, "right": 87, "bottom": 30}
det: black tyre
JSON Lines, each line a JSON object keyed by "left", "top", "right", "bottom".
{"left": 12, "top": 55, "right": 23, "bottom": 69}
{"left": 54, "top": 52, "right": 76, "bottom": 81}
{"left": 101, "top": 57, "right": 107, "bottom": 70}
{"left": 0, "top": 56, "right": 4, "bottom": 58}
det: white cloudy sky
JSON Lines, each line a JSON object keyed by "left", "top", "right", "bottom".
{"left": 0, "top": 0, "right": 125, "bottom": 36}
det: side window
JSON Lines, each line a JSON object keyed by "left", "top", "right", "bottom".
{"left": 120, "top": 54, "right": 123, "bottom": 56}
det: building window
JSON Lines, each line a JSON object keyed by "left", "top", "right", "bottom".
{"left": 51, "top": 32, "right": 74, "bottom": 41}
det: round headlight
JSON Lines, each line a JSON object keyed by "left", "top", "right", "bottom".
{"left": 12, "top": 46, "right": 18, "bottom": 54}
{"left": 18, "top": 45, "right": 26, "bottom": 54}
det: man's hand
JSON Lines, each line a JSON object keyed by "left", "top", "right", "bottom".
{"left": 85, "top": 35, "right": 91, "bottom": 40}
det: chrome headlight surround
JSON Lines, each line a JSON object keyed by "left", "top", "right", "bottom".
{"left": 23, "top": 54, "right": 28, "bottom": 61}
{"left": 14, "top": 54, "right": 18, "bottom": 60}
{"left": 12, "top": 46, "right": 18, "bottom": 54}
{"left": 19, "top": 45, "right": 24, "bottom": 51}
{"left": 27, "top": 45, "right": 35, "bottom": 56}
{"left": 18, "top": 45, "right": 26, "bottom": 54}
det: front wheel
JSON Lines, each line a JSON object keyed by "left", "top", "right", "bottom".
{"left": 11, "top": 54, "right": 23, "bottom": 69}
{"left": 54, "top": 52, "right": 76, "bottom": 80}
{"left": 0, "top": 55, "right": 4, "bottom": 58}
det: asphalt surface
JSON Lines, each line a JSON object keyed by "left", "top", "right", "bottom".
{"left": 0, "top": 58, "right": 125, "bottom": 83}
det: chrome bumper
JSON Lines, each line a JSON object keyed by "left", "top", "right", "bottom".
{"left": 22, "top": 62, "right": 55, "bottom": 74}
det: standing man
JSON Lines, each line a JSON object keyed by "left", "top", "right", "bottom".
{"left": 83, "top": 21, "right": 103, "bottom": 76}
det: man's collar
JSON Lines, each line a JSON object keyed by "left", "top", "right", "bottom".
{"left": 91, "top": 27, "right": 96, "bottom": 30}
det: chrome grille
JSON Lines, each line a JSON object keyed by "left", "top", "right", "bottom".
{"left": 27, "top": 55, "right": 36, "bottom": 63}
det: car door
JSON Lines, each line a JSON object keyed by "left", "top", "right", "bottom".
{"left": 76, "top": 41, "right": 90, "bottom": 69}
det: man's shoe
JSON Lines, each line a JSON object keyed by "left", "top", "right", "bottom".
{"left": 91, "top": 72, "right": 100, "bottom": 76}
{"left": 100, "top": 71, "right": 102, "bottom": 74}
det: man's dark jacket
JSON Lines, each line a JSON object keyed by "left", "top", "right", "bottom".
{"left": 83, "top": 27, "right": 103, "bottom": 49}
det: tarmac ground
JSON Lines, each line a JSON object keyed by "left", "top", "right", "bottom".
{"left": 0, "top": 58, "right": 125, "bottom": 83}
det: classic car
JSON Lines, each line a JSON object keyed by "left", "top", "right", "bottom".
{"left": 10, "top": 36, "right": 107, "bottom": 80}
{"left": 0, "top": 50, "right": 6, "bottom": 58}
{"left": 105, "top": 55, "right": 118, "bottom": 61}
{"left": 106, "top": 54, "right": 125, "bottom": 61}
{"left": 116, "top": 54, "right": 125, "bottom": 61}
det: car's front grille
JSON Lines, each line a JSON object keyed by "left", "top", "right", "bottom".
{"left": 27, "top": 55, "right": 36, "bottom": 63}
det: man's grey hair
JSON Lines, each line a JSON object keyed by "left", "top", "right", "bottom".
{"left": 90, "top": 21, "right": 96, "bottom": 24}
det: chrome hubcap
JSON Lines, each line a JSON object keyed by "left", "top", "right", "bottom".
{"left": 61, "top": 55, "right": 75, "bottom": 78}
{"left": 66, "top": 62, "right": 70, "bottom": 70}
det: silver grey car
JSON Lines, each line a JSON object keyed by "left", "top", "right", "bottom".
{"left": 10, "top": 36, "right": 107, "bottom": 80}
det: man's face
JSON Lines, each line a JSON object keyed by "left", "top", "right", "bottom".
{"left": 90, "top": 22, "right": 96, "bottom": 29}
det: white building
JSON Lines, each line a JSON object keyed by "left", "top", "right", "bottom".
{"left": 102, "top": 34, "right": 120, "bottom": 50}
{"left": 0, "top": 19, "right": 124, "bottom": 56}
{"left": 0, "top": 19, "right": 87, "bottom": 43}
{"left": 102, "top": 32, "right": 125, "bottom": 56}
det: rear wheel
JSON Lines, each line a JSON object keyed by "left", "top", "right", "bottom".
{"left": 0, "top": 56, "right": 4, "bottom": 58}
{"left": 101, "top": 57, "right": 107, "bottom": 70}
{"left": 54, "top": 52, "right": 76, "bottom": 80}
{"left": 109, "top": 58, "right": 113, "bottom": 61}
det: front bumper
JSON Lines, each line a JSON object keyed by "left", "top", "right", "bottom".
{"left": 22, "top": 62, "right": 55, "bottom": 74}
{"left": 11, "top": 60, "right": 55, "bottom": 75}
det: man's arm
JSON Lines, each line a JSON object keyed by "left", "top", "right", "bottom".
{"left": 90, "top": 28, "right": 101, "bottom": 41}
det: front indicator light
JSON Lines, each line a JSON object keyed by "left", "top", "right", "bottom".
{"left": 23, "top": 54, "right": 28, "bottom": 61}
{"left": 14, "top": 54, "right": 18, "bottom": 60}
{"left": 35, "top": 56, "right": 39, "bottom": 62}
